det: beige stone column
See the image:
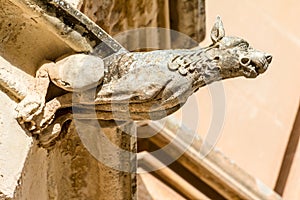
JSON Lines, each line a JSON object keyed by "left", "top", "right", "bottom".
{"left": 12, "top": 120, "right": 137, "bottom": 200}
{"left": 66, "top": 119, "right": 137, "bottom": 200}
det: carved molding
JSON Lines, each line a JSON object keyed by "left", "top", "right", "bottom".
{"left": 137, "top": 119, "right": 283, "bottom": 200}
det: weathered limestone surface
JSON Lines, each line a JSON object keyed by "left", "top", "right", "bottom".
{"left": 169, "top": 0, "right": 206, "bottom": 44}
{"left": 81, "top": 0, "right": 171, "bottom": 36}
{"left": 12, "top": 121, "right": 136, "bottom": 200}
{"left": 0, "top": 90, "right": 32, "bottom": 199}
{"left": 15, "top": 120, "right": 136, "bottom": 200}
{"left": 0, "top": 0, "right": 74, "bottom": 76}
{"left": 13, "top": 142, "right": 48, "bottom": 200}
{"left": 0, "top": 55, "right": 33, "bottom": 199}
{"left": 0, "top": 88, "right": 28, "bottom": 198}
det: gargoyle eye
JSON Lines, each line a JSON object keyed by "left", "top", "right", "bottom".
{"left": 214, "top": 56, "right": 220, "bottom": 60}
{"left": 239, "top": 42, "right": 249, "bottom": 49}
{"left": 240, "top": 57, "right": 251, "bottom": 66}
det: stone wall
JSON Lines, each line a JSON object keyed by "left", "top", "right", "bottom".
{"left": 81, "top": 0, "right": 205, "bottom": 49}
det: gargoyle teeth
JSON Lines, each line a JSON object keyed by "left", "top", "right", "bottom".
{"left": 242, "top": 65, "right": 258, "bottom": 78}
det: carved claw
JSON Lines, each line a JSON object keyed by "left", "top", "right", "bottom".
{"left": 15, "top": 94, "right": 45, "bottom": 127}
{"left": 16, "top": 93, "right": 62, "bottom": 138}
{"left": 29, "top": 97, "right": 63, "bottom": 134}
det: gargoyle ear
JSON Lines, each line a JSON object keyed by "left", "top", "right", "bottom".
{"left": 210, "top": 16, "right": 225, "bottom": 43}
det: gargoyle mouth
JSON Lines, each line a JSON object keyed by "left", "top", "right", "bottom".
{"left": 240, "top": 54, "right": 272, "bottom": 78}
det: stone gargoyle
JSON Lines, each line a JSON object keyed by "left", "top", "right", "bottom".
{"left": 16, "top": 17, "right": 272, "bottom": 144}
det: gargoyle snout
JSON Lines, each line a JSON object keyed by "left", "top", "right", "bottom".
{"left": 266, "top": 54, "right": 272, "bottom": 64}
{"left": 254, "top": 53, "right": 272, "bottom": 74}
{"left": 255, "top": 54, "right": 272, "bottom": 74}
{"left": 240, "top": 52, "right": 272, "bottom": 74}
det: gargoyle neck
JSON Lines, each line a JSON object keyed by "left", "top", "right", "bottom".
{"left": 181, "top": 49, "right": 221, "bottom": 91}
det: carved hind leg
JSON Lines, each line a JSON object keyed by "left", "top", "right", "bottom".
{"left": 16, "top": 53, "right": 105, "bottom": 131}
{"left": 37, "top": 113, "right": 73, "bottom": 147}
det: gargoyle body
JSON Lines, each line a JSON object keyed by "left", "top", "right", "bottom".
{"left": 16, "top": 17, "right": 272, "bottom": 143}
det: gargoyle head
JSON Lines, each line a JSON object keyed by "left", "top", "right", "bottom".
{"left": 205, "top": 16, "right": 272, "bottom": 79}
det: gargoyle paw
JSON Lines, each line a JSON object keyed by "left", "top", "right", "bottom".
{"left": 15, "top": 95, "right": 45, "bottom": 126}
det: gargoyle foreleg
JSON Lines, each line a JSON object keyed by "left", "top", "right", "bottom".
{"left": 15, "top": 62, "right": 53, "bottom": 128}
